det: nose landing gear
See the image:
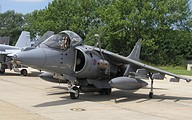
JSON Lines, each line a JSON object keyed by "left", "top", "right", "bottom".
{"left": 69, "top": 86, "right": 80, "bottom": 99}
{"left": 68, "top": 81, "right": 80, "bottom": 99}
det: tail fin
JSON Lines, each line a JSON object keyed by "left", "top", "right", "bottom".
{"left": 15, "top": 31, "right": 31, "bottom": 48}
{"left": 33, "top": 31, "right": 54, "bottom": 47}
{"left": 128, "top": 39, "right": 141, "bottom": 61}
{"left": 123, "top": 40, "right": 142, "bottom": 76}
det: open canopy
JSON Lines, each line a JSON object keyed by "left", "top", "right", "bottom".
{"left": 42, "top": 30, "right": 83, "bottom": 50}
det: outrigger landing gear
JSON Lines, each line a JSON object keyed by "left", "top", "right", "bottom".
{"left": 68, "top": 81, "right": 80, "bottom": 99}
{"left": 149, "top": 73, "right": 154, "bottom": 98}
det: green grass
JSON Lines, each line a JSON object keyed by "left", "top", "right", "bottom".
{"left": 158, "top": 66, "right": 192, "bottom": 76}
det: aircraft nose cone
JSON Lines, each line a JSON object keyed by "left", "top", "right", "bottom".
{"left": 14, "top": 48, "right": 46, "bottom": 68}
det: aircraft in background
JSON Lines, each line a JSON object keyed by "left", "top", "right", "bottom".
{"left": 0, "top": 31, "right": 54, "bottom": 75}
{"left": 31, "top": 31, "right": 54, "bottom": 47}
{"left": 0, "top": 31, "right": 30, "bottom": 75}
{"left": 13, "top": 30, "right": 191, "bottom": 99}
{"left": 0, "top": 36, "right": 10, "bottom": 45}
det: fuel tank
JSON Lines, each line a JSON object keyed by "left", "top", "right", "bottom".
{"left": 109, "top": 77, "right": 148, "bottom": 90}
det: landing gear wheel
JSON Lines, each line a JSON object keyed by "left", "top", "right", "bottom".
{"left": 149, "top": 73, "right": 154, "bottom": 99}
{"left": 0, "top": 69, "right": 5, "bottom": 74}
{"left": 70, "top": 86, "right": 79, "bottom": 99}
{"left": 149, "top": 91, "right": 153, "bottom": 98}
{"left": 21, "top": 69, "right": 27, "bottom": 76}
{"left": 100, "top": 88, "right": 111, "bottom": 95}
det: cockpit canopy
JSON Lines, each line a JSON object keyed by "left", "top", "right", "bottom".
{"left": 42, "top": 30, "right": 83, "bottom": 50}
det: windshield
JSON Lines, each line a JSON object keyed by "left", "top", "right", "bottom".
{"left": 42, "top": 30, "right": 83, "bottom": 49}
{"left": 42, "top": 34, "right": 62, "bottom": 49}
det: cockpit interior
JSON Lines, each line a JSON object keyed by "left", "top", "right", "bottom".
{"left": 42, "top": 30, "right": 83, "bottom": 50}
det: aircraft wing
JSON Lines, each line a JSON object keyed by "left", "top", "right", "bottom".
{"left": 101, "top": 50, "right": 192, "bottom": 82}
{"left": 0, "top": 51, "right": 10, "bottom": 55}
{"left": 0, "top": 49, "right": 21, "bottom": 57}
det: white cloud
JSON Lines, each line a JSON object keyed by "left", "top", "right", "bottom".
{"left": 11, "top": 0, "right": 46, "bottom": 2}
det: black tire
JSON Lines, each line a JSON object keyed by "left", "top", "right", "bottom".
{"left": 100, "top": 88, "right": 111, "bottom": 95}
{"left": 0, "top": 69, "right": 5, "bottom": 74}
{"left": 149, "top": 91, "right": 153, "bottom": 98}
{"left": 70, "top": 86, "right": 79, "bottom": 99}
{"left": 21, "top": 69, "right": 27, "bottom": 76}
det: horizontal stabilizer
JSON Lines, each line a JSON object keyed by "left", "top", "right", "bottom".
{"left": 170, "top": 78, "right": 180, "bottom": 82}
{"left": 136, "top": 69, "right": 149, "bottom": 78}
{"left": 152, "top": 73, "right": 165, "bottom": 80}
{"left": 128, "top": 69, "right": 149, "bottom": 79}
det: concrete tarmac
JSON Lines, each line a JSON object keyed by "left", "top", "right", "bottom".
{"left": 0, "top": 69, "right": 191, "bottom": 120}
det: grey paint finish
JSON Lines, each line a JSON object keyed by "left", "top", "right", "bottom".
{"left": 13, "top": 30, "right": 191, "bottom": 99}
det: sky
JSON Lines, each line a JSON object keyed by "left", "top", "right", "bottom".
{"left": 0, "top": 0, "right": 192, "bottom": 14}
{"left": 0, "top": 0, "right": 53, "bottom": 14}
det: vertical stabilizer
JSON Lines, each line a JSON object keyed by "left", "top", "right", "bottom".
{"left": 123, "top": 40, "right": 142, "bottom": 76}
{"left": 15, "top": 31, "right": 31, "bottom": 48}
{"left": 128, "top": 39, "right": 141, "bottom": 61}
{"left": 33, "top": 31, "right": 54, "bottom": 47}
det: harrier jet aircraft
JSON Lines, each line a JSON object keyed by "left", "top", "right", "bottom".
{"left": 13, "top": 30, "right": 191, "bottom": 99}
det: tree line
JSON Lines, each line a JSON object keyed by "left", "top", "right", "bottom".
{"left": 0, "top": 0, "right": 192, "bottom": 65}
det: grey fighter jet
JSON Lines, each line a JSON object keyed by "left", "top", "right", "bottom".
{"left": 31, "top": 31, "right": 54, "bottom": 47}
{"left": 13, "top": 30, "right": 191, "bottom": 99}
{"left": 0, "top": 31, "right": 54, "bottom": 75}
{"left": 0, "top": 31, "right": 31, "bottom": 75}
